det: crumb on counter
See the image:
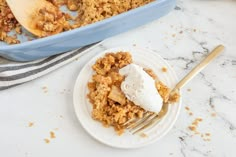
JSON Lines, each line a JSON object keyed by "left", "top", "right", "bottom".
{"left": 185, "top": 106, "right": 190, "bottom": 111}
{"left": 205, "top": 133, "right": 211, "bottom": 136}
{"left": 42, "top": 86, "right": 48, "bottom": 93}
{"left": 28, "top": 122, "right": 34, "bottom": 127}
{"left": 188, "top": 117, "right": 203, "bottom": 134}
{"left": 188, "top": 126, "right": 196, "bottom": 131}
{"left": 44, "top": 138, "right": 50, "bottom": 143}
{"left": 188, "top": 117, "right": 212, "bottom": 141}
{"left": 202, "top": 133, "right": 211, "bottom": 141}
{"left": 196, "top": 118, "right": 203, "bottom": 122}
{"left": 203, "top": 138, "right": 211, "bottom": 142}
{"left": 184, "top": 106, "right": 194, "bottom": 116}
{"left": 50, "top": 131, "right": 56, "bottom": 139}
{"left": 211, "top": 113, "right": 216, "bottom": 117}
{"left": 192, "top": 118, "right": 203, "bottom": 126}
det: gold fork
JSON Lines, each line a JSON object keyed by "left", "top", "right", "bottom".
{"left": 124, "top": 44, "right": 225, "bottom": 135}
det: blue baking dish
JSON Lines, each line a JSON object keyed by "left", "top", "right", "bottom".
{"left": 0, "top": 0, "right": 175, "bottom": 61}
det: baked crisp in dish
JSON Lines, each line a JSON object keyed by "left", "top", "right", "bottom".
{"left": 73, "top": 0, "right": 154, "bottom": 28}
{"left": 87, "top": 52, "right": 179, "bottom": 135}
{"left": 0, "top": 0, "right": 154, "bottom": 44}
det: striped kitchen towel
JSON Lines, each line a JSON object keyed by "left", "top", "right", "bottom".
{"left": 0, "top": 42, "right": 100, "bottom": 91}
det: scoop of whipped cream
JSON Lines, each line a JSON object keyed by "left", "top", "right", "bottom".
{"left": 119, "top": 63, "right": 163, "bottom": 113}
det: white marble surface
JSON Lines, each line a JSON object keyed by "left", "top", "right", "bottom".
{"left": 1, "top": 0, "right": 236, "bottom": 156}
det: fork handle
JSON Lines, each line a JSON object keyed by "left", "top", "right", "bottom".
{"left": 173, "top": 45, "right": 225, "bottom": 90}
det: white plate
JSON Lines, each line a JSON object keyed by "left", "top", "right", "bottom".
{"left": 73, "top": 47, "right": 182, "bottom": 149}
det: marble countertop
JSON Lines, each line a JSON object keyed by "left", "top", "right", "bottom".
{"left": 1, "top": 0, "right": 236, "bottom": 156}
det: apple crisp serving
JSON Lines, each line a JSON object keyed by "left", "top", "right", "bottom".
{"left": 87, "top": 52, "right": 179, "bottom": 135}
{"left": 0, "top": 0, "right": 154, "bottom": 44}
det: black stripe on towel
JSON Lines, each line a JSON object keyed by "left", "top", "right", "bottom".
{"left": 0, "top": 84, "right": 19, "bottom": 91}
{"left": 0, "top": 45, "right": 92, "bottom": 81}
{"left": 0, "top": 44, "right": 93, "bottom": 72}
{"left": 0, "top": 57, "right": 56, "bottom": 73}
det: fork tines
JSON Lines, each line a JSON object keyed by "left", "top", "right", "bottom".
{"left": 124, "top": 112, "right": 162, "bottom": 135}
